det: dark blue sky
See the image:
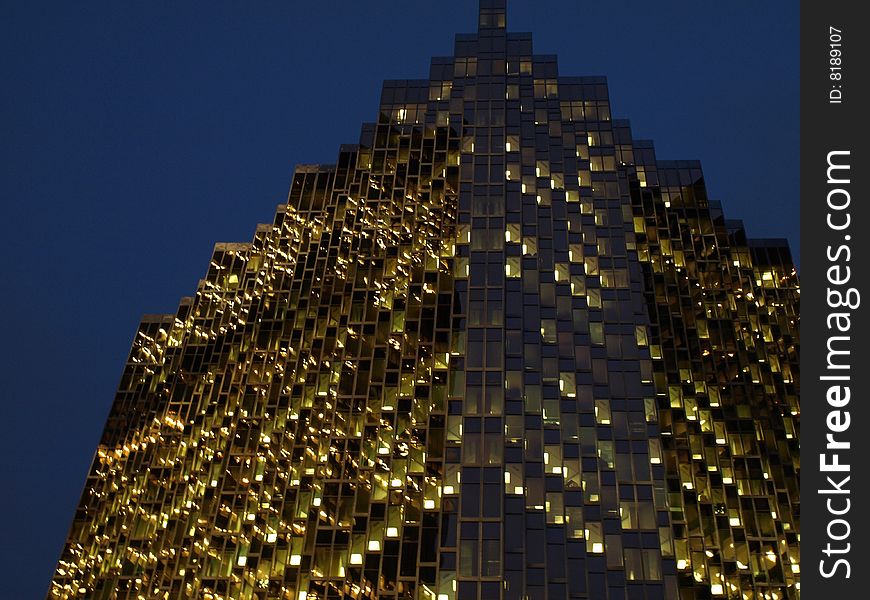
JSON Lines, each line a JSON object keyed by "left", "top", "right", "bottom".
{"left": 1, "top": 1, "right": 797, "bottom": 594}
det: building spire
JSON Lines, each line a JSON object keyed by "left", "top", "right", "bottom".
{"left": 478, "top": 0, "right": 506, "bottom": 31}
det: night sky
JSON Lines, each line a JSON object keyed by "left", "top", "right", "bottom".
{"left": 2, "top": 1, "right": 797, "bottom": 594}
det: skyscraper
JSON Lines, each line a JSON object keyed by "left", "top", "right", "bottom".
{"left": 49, "top": 2, "right": 800, "bottom": 599}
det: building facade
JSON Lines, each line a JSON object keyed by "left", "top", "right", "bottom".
{"left": 50, "top": 2, "right": 800, "bottom": 599}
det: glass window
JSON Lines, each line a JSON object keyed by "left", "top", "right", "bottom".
{"left": 459, "top": 539, "right": 479, "bottom": 576}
